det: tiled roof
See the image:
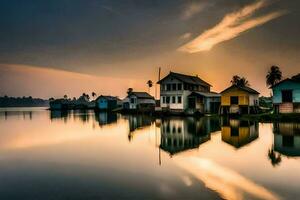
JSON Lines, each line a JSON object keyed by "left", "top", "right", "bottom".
{"left": 221, "top": 85, "right": 260, "bottom": 94}
{"left": 129, "top": 92, "right": 154, "bottom": 99}
{"left": 158, "top": 72, "right": 211, "bottom": 87}
{"left": 271, "top": 74, "right": 300, "bottom": 88}
{"left": 190, "top": 91, "right": 221, "bottom": 97}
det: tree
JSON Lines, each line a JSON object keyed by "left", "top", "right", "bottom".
{"left": 266, "top": 65, "right": 282, "bottom": 88}
{"left": 49, "top": 97, "right": 55, "bottom": 101}
{"left": 92, "top": 92, "right": 97, "bottom": 100}
{"left": 63, "top": 95, "right": 68, "bottom": 99}
{"left": 230, "top": 75, "right": 250, "bottom": 87}
{"left": 147, "top": 80, "right": 153, "bottom": 93}
{"left": 268, "top": 148, "right": 281, "bottom": 167}
{"left": 127, "top": 88, "right": 133, "bottom": 95}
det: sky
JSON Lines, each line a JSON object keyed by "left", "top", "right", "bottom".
{"left": 0, "top": 0, "right": 299, "bottom": 99}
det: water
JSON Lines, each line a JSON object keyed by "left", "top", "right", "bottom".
{"left": 0, "top": 108, "right": 300, "bottom": 200}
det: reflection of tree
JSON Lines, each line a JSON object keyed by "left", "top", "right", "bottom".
{"left": 268, "top": 147, "right": 281, "bottom": 167}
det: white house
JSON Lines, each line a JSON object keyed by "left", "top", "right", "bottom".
{"left": 123, "top": 92, "right": 155, "bottom": 111}
{"left": 157, "top": 71, "right": 220, "bottom": 113}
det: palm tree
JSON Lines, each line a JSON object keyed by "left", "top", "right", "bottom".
{"left": 268, "top": 148, "right": 281, "bottom": 167}
{"left": 266, "top": 65, "right": 282, "bottom": 88}
{"left": 127, "top": 88, "right": 133, "bottom": 95}
{"left": 230, "top": 75, "right": 250, "bottom": 87}
{"left": 147, "top": 80, "right": 153, "bottom": 93}
{"left": 92, "top": 92, "right": 97, "bottom": 100}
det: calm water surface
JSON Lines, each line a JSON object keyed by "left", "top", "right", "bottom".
{"left": 0, "top": 108, "right": 300, "bottom": 200}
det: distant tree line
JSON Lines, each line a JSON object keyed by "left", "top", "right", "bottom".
{"left": 0, "top": 96, "right": 49, "bottom": 107}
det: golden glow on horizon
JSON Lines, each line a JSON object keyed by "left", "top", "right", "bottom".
{"left": 178, "top": 0, "right": 287, "bottom": 53}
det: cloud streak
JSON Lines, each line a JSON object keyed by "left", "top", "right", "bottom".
{"left": 181, "top": 2, "right": 211, "bottom": 20}
{"left": 178, "top": 0, "right": 288, "bottom": 53}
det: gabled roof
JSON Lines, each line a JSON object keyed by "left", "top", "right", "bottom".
{"left": 96, "top": 95, "right": 119, "bottom": 101}
{"left": 157, "top": 72, "right": 211, "bottom": 87}
{"left": 271, "top": 74, "right": 300, "bottom": 88}
{"left": 128, "top": 92, "right": 154, "bottom": 99}
{"left": 189, "top": 91, "right": 221, "bottom": 98}
{"left": 221, "top": 85, "right": 260, "bottom": 94}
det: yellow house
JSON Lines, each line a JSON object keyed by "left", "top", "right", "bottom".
{"left": 221, "top": 119, "right": 259, "bottom": 148}
{"left": 220, "top": 85, "right": 259, "bottom": 114}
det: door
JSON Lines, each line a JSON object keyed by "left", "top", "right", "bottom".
{"left": 188, "top": 97, "right": 196, "bottom": 109}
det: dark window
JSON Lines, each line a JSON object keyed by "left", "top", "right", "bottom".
{"left": 166, "top": 123, "right": 170, "bottom": 132}
{"left": 230, "top": 96, "right": 239, "bottom": 105}
{"left": 184, "top": 84, "right": 188, "bottom": 90}
{"left": 178, "top": 96, "right": 182, "bottom": 104}
{"left": 282, "top": 90, "right": 293, "bottom": 103}
{"left": 167, "top": 84, "right": 171, "bottom": 91}
{"left": 231, "top": 127, "right": 239, "bottom": 136}
{"left": 162, "top": 96, "right": 166, "bottom": 103}
{"left": 172, "top": 83, "right": 177, "bottom": 91}
{"left": 178, "top": 127, "right": 182, "bottom": 133}
{"left": 172, "top": 126, "right": 176, "bottom": 133}
{"left": 166, "top": 96, "right": 170, "bottom": 103}
{"left": 172, "top": 96, "right": 176, "bottom": 103}
{"left": 282, "top": 136, "right": 294, "bottom": 147}
{"left": 130, "top": 98, "right": 135, "bottom": 103}
{"left": 177, "top": 83, "right": 182, "bottom": 90}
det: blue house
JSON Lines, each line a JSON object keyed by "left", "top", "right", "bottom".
{"left": 272, "top": 74, "right": 300, "bottom": 113}
{"left": 95, "top": 96, "right": 120, "bottom": 111}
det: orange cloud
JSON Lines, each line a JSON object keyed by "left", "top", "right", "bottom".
{"left": 178, "top": 0, "right": 287, "bottom": 53}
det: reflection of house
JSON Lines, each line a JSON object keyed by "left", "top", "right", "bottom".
{"left": 221, "top": 119, "right": 259, "bottom": 148}
{"left": 95, "top": 96, "right": 120, "bottom": 110}
{"left": 160, "top": 117, "right": 220, "bottom": 155}
{"left": 50, "top": 110, "right": 69, "bottom": 119}
{"left": 273, "top": 122, "right": 300, "bottom": 156}
{"left": 127, "top": 115, "right": 153, "bottom": 141}
{"left": 49, "top": 99, "right": 70, "bottom": 110}
{"left": 220, "top": 85, "right": 259, "bottom": 114}
{"left": 157, "top": 72, "right": 220, "bottom": 113}
{"left": 95, "top": 112, "right": 117, "bottom": 126}
{"left": 272, "top": 74, "right": 300, "bottom": 113}
{"left": 123, "top": 92, "right": 155, "bottom": 111}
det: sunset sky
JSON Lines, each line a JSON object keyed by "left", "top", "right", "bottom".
{"left": 0, "top": 0, "right": 299, "bottom": 99}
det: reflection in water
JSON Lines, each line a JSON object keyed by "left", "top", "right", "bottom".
{"left": 2, "top": 108, "right": 300, "bottom": 199}
{"left": 174, "top": 157, "right": 280, "bottom": 200}
{"left": 273, "top": 122, "right": 300, "bottom": 157}
{"left": 126, "top": 115, "right": 154, "bottom": 141}
{"left": 95, "top": 112, "right": 117, "bottom": 126}
{"left": 160, "top": 117, "right": 220, "bottom": 156}
{"left": 221, "top": 119, "right": 259, "bottom": 148}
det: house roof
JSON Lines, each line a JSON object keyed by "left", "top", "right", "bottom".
{"left": 157, "top": 71, "right": 211, "bottom": 87}
{"left": 189, "top": 91, "right": 221, "bottom": 98}
{"left": 271, "top": 74, "right": 300, "bottom": 88}
{"left": 96, "top": 95, "right": 120, "bottom": 101}
{"left": 129, "top": 92, "right": 154, "bottom": 99}
{"left": 221, "top": 85, "right": 260, "bottom": 94}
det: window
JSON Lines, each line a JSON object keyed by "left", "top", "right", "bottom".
{"left": 184, "top": 84, "right": 188, "bottom": 90}
{"left": 177, "top": 83, "right": 182, "bottom": 90}
{"left": 177, "top": 96, "right": 182, "bottom": 104}
{"left": 172, "top": 96, "right": 176, "bottom": 103}
{"left": 166, "top": 96, "right": 170, "bottom": 104}
{"left": 282, "top": 90, "right": 293, "bottom": 103}
{"left": 230, "top": 96, "right": 239, "bottom": 105}
{"left": 172, "top": 83, "right": 177, "bottom": 91}
{"left": 178, "top": 127, "right": 182, "bottom": 133}
{"left": 130, "top": 98, "right": 135, "bottom": 104}
{"left": 167, "top": 84, "right": 171, "bottom": 91}
{"left": 162, "top": 96, "right": 166, "bottom": 104}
